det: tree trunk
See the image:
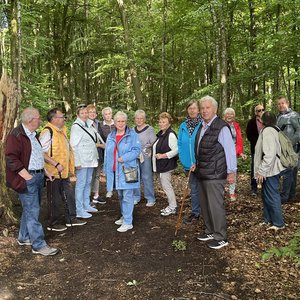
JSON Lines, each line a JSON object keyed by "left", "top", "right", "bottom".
{"left": 0, "top": 72, "right": 19, "bottom": 223}
{"left": 160, "top": 0, "right": 167, "bottom": 112}
{"left": 116, "top": 0, "right": 144, "bottom": 109}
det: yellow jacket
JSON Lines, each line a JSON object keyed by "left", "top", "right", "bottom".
{"left": 40, "top": 122, "right": 75, "bottom": 179}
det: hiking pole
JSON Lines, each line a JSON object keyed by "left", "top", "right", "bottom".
{"left": 58, "top": 172, "right": 73, "bottom": 236}
{"left": 175, "top": 169, "right": 192, "bottom": 236}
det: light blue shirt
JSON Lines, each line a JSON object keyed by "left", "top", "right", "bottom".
{"left": 199, "top": 115, "right": 237, "bottom": 174}
{"left": 22, "top": 124, "right": 44, "bottom": 170}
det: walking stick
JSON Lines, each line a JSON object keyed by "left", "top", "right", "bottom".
{"left": 175, "top": 169, "right": 192, "bottom": 236}
{"left": 58, "top": 172, "right": 73, "bottom": 236}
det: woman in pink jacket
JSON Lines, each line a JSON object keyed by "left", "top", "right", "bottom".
{"left": 223, "top": 108, "right": 247, "bottom": 200}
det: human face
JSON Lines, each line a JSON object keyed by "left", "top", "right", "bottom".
{"left": 159, "top": 117, "right": 170, "bottom": 132}
{"left": 277, "top": 98, "right": 289, "bottom": 113}
{"left": 224, "top": 112, "right": 235, "bottom": 124}
{"left": 30, "top": 114, "right": 41, "bottom": 131}
{"left": 115, "top": 117, "right": 127, "bottom": 132}
{"left": 200, "top": 100, "right": 217, "bottom": 123}
{"left": 78, "top": 108, "right": 88, "bottom": 122}
{"left": 52, "top": 111, "right": 65, "bottom": 129}
{"left": 187, "top": 103, "right": 200, "bottom": 119}
{"left": 103, "top": 110, "right": 112, "bottom": 122}
{"left": 88, "top": 109, "right": 97, "bottom": 121}
{"left": 255, "top": 105, "right": 264, "bottom": 118}
{"left": 135, "top": 114, "right": 145, "bottom": 127}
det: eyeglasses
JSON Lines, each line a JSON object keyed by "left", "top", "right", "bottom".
{"left": 256, "top": 109, "right": 264, "bottom": 113}
{"left": 88, "top": 111, "right": 97, "bottom": 114}
{"left": 77, "top": 104, "right": 87, "bottom": 109}
{"left": 55, "top": 116, "right": 66, "bottom": 119}
{"left": 32, "top": 117, "right": 41, "bottom": 120}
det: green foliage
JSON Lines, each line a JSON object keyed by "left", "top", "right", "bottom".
{"left": 262, "top": 232, "right": 300, "bottom": 265}
{"left": 172, "top": 240, "right": 187, "bottom": 252}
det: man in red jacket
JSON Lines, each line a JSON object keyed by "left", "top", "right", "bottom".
{"left": 5, "top": 107, "right": 59, "bottom": 256}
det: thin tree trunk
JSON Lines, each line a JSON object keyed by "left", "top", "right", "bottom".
{"left": 160, "top": 0, "right": 167, "bottom": 112}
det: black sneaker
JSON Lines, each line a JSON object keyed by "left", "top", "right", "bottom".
{"left": 183, "top": 213, "right": 200, "bottom": 225}
{"left": 47, "top": 224, "right": 68, "bottom": 232}
{"left": 66, "top": 218, "right": 87, "bottom": 227}
{"left": 92, "top": 196, "right": 106, "bottom": 204}
{"left": 208, "top": 239, "right": 228, "bottom": 249}
{"left": 197, "top": 233, "right": 214, "bottom": 241}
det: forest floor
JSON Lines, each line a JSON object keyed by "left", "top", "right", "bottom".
{"left": 0, "top": 174, "right": 299, "bottom": 300}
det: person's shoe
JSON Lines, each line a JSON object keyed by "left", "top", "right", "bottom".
{"left": 134, "top": 200, "right": 139, "bottom": 205}
{"left": 146, "top": 202, "right": 156, "bottom": 207}
{"left": 106, "top": 191, "right": 113, "bottom": 198}
{"left": 92, "top": 196, "right": 106, "bottom": 204}
{"left": 267, "top": 225, "right": 285, "bottom": 231}
{"left": 85, "top": 206, "right": 98, "bottom": 213}
{"left": 76, "top": 211, "right": 92, "bottom": 219}
{"left": 47, "top": 224, "right": 67, "bottom": 232}
{"left": 66, "top": 218, "right": 87, "bottom": 227}
{"left": 183, "top": 213, "right": 200, "bottom": 225}
{"left": 115, "top": 217, "right": 124, "bottom": 225}
{"left": 117, "top": 224, "right": 133, "bottom": 232}
{"left": 259, "top": 221, "right": 271, "bottom": 226}
{"left": 161, "top": 206, "right": 176, "bottom": 216}
{"left": 32, "top": 245, "right": 59, "bottom": 256}
{"left": 197, "top": 233, "right": 214, "bottom": 241}
{"left": 17, "top": 239, "right": 32, "bottom": 246}
{"left": 208, "top": 239, "right": 228, "bottom": 249}
{"left": 250, "top": 191, "right": 257, "bottom": 197}
{"left": 229, "top": 194, "right": 236, "bottom": 201}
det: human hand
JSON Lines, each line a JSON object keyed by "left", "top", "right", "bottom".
{"left": 227, "top": 173, "right": 235, "bottom": 184}
{"left": 190, "top": 164, "right": 196, "bottom": 172}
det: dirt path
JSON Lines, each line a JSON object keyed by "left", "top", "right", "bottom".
{"left": 0, "top": 174, "right": 299, "bottom": 300}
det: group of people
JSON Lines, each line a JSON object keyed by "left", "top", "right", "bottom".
{"left": 5, "top": 95, "right": 299, "bottom": 256}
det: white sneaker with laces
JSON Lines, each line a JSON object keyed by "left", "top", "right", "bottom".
{"left": 115, "top": 217, "right": 124, "bottom": 225}
{"left": 161, "top": 206, "right": 176, "bottom": 216}
{"left": 106, "top": 191, "right": 113, "bottom": 198}
{"left": 117, "top": 224, "right": 133, "bottom": 232}
{"left": 146, "top": 202, "right": 155, "bottom": 207}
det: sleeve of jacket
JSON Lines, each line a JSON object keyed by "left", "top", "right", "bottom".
{"left": 177, "top": 123, "right": 183, "bottom": 161}
{"left": 235, "top": 122, "right": 244, "bottom": 156}
{"left": 246, "top": 118, "right": 255, "bottom": 143}
{"left": 5, "top": 134, "right": 26, "bottom": 173}
{"left": 290, "top": 114, "right": 300, "bottom": 146}
{"left": 166, "top": 132, "right": 178, "bottom": 159}
{"left": 70, "top": 124, "right": 83, "bottom": 166}
{"left": 121, "top": 130, "right": 141, "bottom": 163}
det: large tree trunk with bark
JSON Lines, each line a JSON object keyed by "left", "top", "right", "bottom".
{"left": 0, "top": 72, "right": 19, "bottom": 223}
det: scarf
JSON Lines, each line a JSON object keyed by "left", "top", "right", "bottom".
{"left": 186, "top": 115, "right": 202, "bottom": 135}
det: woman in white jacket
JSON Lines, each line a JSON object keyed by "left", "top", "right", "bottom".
{"left": 70, "top": 105, "right": 99, "bottom": 218}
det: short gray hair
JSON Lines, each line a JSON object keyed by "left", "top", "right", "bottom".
{"left": 223, "top": 107, "right": 235, "bottom": 116}
{"left": 114, "top": 111, "right": 128, "bottom": 122}
{"left": 102, "top": 107, "right": 112, "bottom": 116}
{"left": 134, "top": 109, "right": 146, "bottom": 119}
{"left": 199, "top": 95, "right": 218, "bottom": 109}
{"left": 21, "top": 107, "right": 39, "bottom": 124}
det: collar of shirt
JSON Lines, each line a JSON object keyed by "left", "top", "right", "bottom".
{"left": 103, "top": 120, "right": 114, "bottom": 126}
{"left": 202, "top": 114, "right": 218, "bottom": 129}
{"left": 22, "top": 123, "right": 36, "bottom": 138}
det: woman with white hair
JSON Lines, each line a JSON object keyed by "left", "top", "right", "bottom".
{"left": 104, "top": 111, "right": 141, "bottom": 232}
{"left": 133, "top": 110, "right": 157, "bottom": 206}
{"left": 223, "top": 107, "right": 247, "bottom": 201}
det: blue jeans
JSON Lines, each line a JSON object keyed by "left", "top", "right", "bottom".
{"left": 262, "top": 174, "right": 284, "bottom": 227}
{"left": 189, "top": 172, "right": 201, "bottom": 216}
{"left": 18, "top": 172, "right": 47, "bottom": 250}
{"left": 280, "top": 168, "right": 294, "bottom": 203}
{"left": 118, "top": 189, "right": 134, "bottom": 225}
{"left": 75, "top": 167, "right": 94, "bottom": 214}
{"left": 133, "top": 158, "right": 156, "bottom": 204}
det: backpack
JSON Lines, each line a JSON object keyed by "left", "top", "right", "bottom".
{"left": 265, "top": 126, "right": 298, "bottom": 168}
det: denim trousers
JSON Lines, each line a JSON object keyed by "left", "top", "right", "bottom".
{"left": 46, "top": 179, "right": 76, "bottom": 225}
{"left": 133, "top": 158, "right": 156, "bottom": 203}
{"left": 117, "top": 189, "right": 134, "bottom": 225}
{"left": 262, "top": 174, "right": 284, "bottom": 227}
{"left": 188, "top": 172, "right": 201, "bottom": 216}
{"left": 280, "top": 168, "right": 294, "bottom": 203}
{"left": 18, "top": 172, "right": 47, "bottom": 250}
{"left": 75, "top": 167, "right": 94, "bottom": 214}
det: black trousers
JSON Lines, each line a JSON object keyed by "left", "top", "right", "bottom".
{"left": 46, "top": 178, "right": 76, "bottom": 225}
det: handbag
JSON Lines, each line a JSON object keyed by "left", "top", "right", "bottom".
{"left": 122, "top": 165, "right": 138, "bottom": 183}
{"left": 116, "top": 144, "right": 138, "bottom": 183}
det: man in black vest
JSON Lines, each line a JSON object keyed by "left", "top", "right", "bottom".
{"left": 192, "top": 96, "right": 237, "bottom": 249}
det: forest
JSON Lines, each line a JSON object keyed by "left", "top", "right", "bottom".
{"left": 0, "top": 1, "right": 299, "bottom": 299}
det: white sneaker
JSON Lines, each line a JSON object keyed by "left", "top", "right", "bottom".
{"left": 117, "top": 224, "right": 133, "bottom": 232}
{"left": 115, "top": 217, "right": 124, "bottom": 225}
{"left": 106, "top": 191, "right": 113, "bottom": 198}
{"left": 161, "top": 206, "right": 176, "bottom": 216}
{"left": 85, "top": 206, "right": 98, "bottom": 213}
{"left": 146, "top": 202, "right": 156, "bottom": 207}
